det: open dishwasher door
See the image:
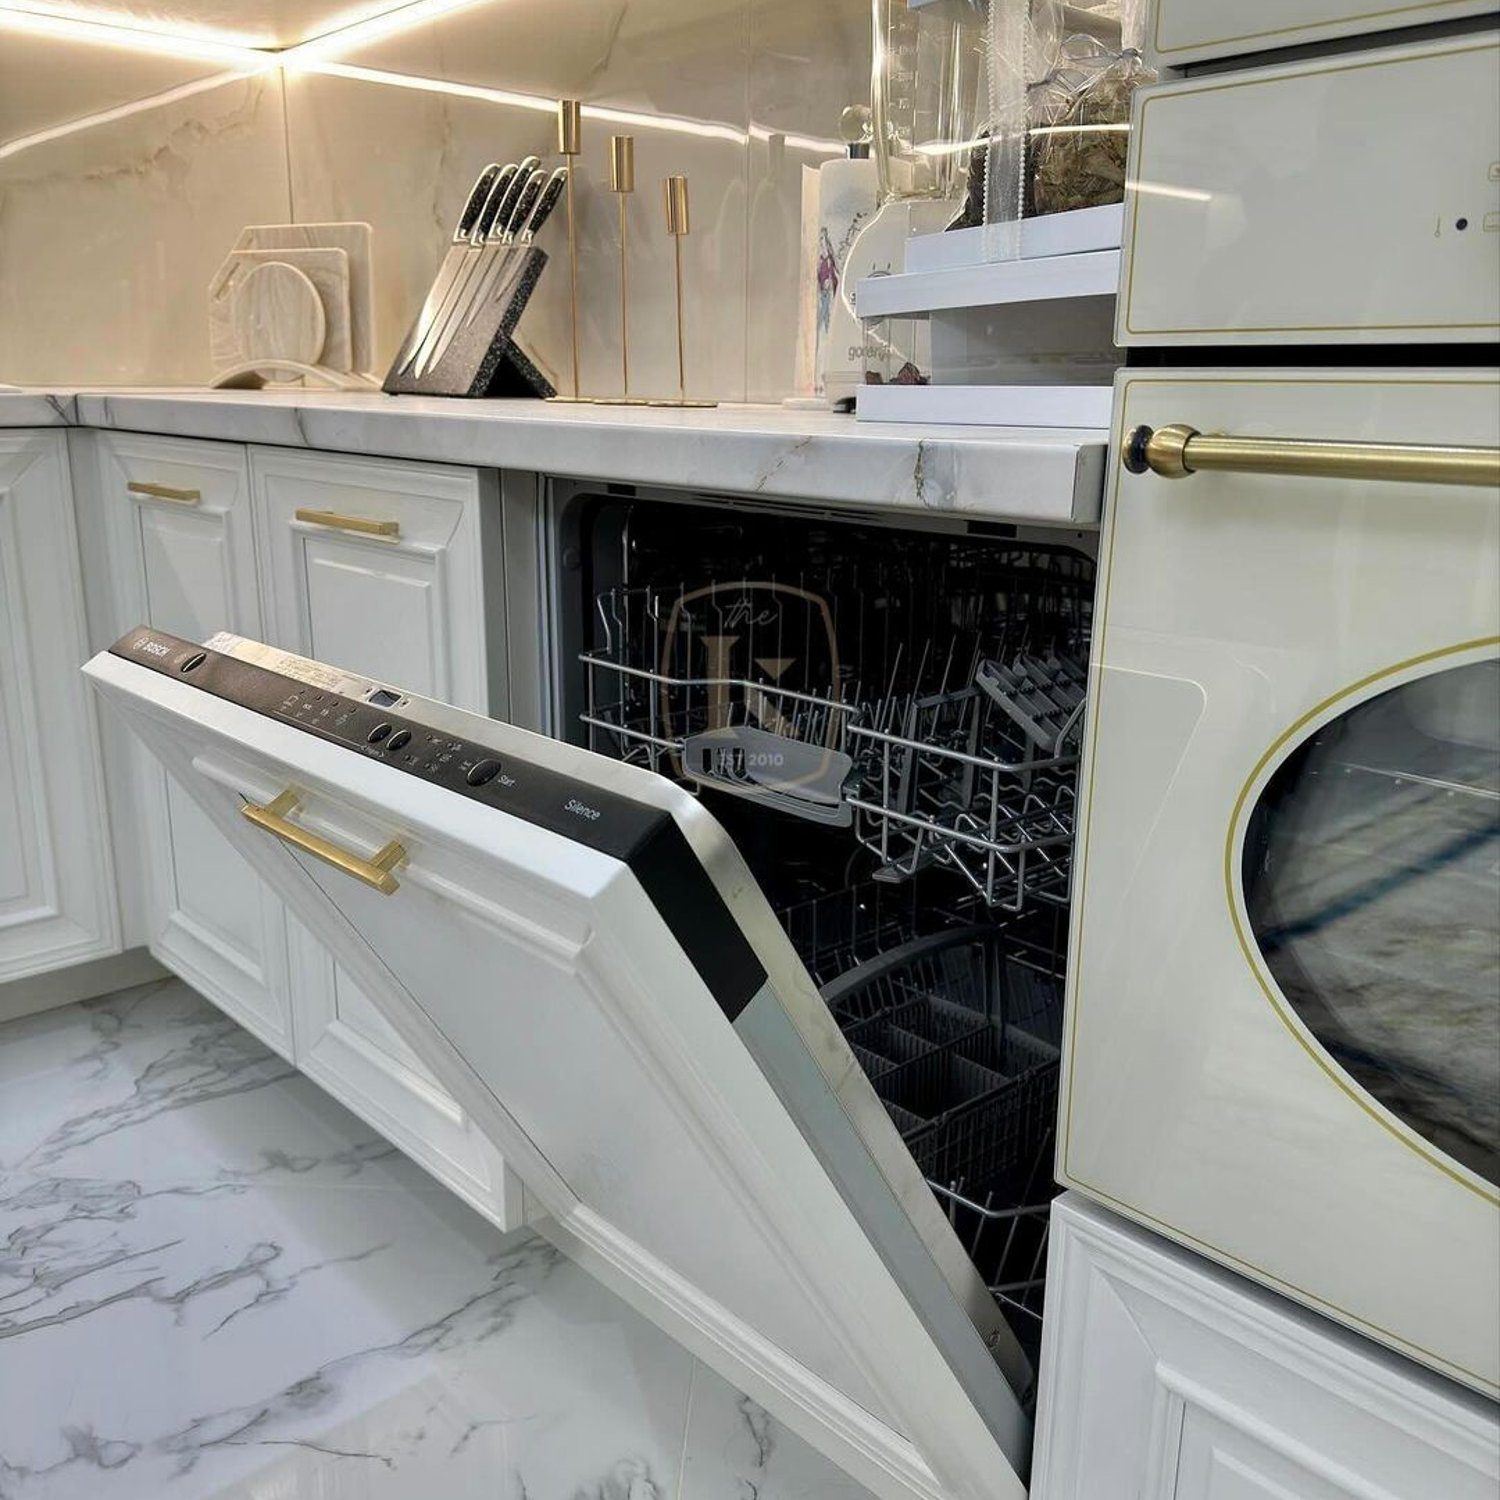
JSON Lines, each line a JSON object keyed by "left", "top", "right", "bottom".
{"left": 85, "top": 629, "right": 1033, "bottom": 1500}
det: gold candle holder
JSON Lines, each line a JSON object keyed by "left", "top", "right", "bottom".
{"left": 652, "top": 174, "right": 716, "bottom": 409}
{"left": 554, "top": 98, "right": 585, "bottom": 402}
{"left": 593, "top": 135, "right": 648, "bottom": 407}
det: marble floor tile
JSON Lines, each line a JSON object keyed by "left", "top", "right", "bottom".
{"left": 0, "top": 980, "right": 699, "bottom": 1499}
{"left": 678, "top": 1358, "right": 877, "bottom": 1500}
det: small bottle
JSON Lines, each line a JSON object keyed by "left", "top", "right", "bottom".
{"left": 814, "top": 105, "right": 878, "bottom": 410}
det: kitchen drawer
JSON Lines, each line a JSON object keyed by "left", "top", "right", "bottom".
{"left": 1149, "top": 0, "right": 1498, "bottom": 67}
{"left": 1118, "top": 34, "right": 1500, "bottom": 345}
{"left": 1033, "top": 1195, "right": 1500, "bottom": 1500}
{"left": 249, "top": 446, "right": 500, "bottom": 707}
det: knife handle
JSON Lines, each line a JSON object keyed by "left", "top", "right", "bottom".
{"left": 489, "top": 155, "right": 540, "bottom": 242}
{"left": 521, "top": 166, "right": 569, "bottom": 241}
{"left": 473, "top": 163, "right": 519, "bottom": 243}
{"left": 506, "top": 169, "right": 546, "bottom": 242}
{"left": 454, "top": 162, "right": 503, "bottom": 243}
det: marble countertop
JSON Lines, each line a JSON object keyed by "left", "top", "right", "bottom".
{"left": 0, "top": 388, "right": 1107, "bottom": 523}
{"left": 0, "top": 979, "right": 873, "bottom": 1500}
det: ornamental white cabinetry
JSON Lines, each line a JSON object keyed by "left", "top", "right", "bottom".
{"left": 1032, "top": 1194, "right": 1500, "bottom": 1500}
{"left": 247, "top": 445, "right": 518, "bottom": 1227}
{"left": 1148, "top": 0, "right": 1499, "bottom": 67}
{"left": 77, "top": 431, "right": 294, "bottom": 1053}
{"left": 0, "top": 429, "right": 118, "bottom": 982}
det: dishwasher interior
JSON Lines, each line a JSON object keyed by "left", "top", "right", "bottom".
{"left": 555, "top": 490, "right": 1096, "bottom": 1372}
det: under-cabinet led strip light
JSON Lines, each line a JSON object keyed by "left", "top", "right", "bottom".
{"left": 0, "top": 3, "right": 272, "bottom": 65}
{"left": 0, "top": 0, "right": 842, "bottom": 159}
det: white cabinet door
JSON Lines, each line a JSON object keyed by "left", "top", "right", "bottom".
{"left": 1033, "top": 1194, "right": 1500, "bottom": 1500}
{"left": 249, "top": 446, "right": 516, "bottom": 1225}
{"left": 0, "top": 430, "right": 118, "bottom": 981}
{"left": 80, "top": 432, "right": 293, "bottom": 1055}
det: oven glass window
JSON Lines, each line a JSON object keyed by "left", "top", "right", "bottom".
{"left": 1243, "top": 659, "right": 1500, "bottom": 1186}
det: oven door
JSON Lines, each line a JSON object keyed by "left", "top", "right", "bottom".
{"left": 84, "top": 633, "right": 1031, "bottom": 1500}
{"left": 1064, "top": 368, "right": 1500, "bottom": 1395}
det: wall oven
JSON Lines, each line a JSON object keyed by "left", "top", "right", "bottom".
{"left": 1064, "top": 368, "right": 1500, "bottom": 1398}
{"left": 83, "top": 367, "right": 1497, "bottom": 1496}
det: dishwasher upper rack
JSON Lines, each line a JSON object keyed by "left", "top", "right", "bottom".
{"left": 578, "top": 586, "right": 1086, "bottom": 911}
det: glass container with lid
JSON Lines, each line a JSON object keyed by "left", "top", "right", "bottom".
{"left": 870, "top": 0, "right": 992, "bottom": 207}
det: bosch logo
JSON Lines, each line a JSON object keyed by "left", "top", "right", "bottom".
{"left": 135, "top": 639, "right": 171, "bottom": 658}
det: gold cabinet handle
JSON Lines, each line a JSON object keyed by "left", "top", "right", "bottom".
{"left": 294, "top": 507, "right": 401, "bottom": 538}
{"left": 1124, "top": 424, "right": 1500, "bottom": 489}
{"left": 241, "top": 789, "right": 406, "bottom": 895}
{"left": 127, "top": 480, "right": 201, "bottom": 505}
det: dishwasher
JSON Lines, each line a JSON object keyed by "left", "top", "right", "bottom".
{"left": 558, "top": 488, "right": 1094, "bottom": 1363}
{"left": 84, "top": 487, "right": 1099, "bottom": 1500}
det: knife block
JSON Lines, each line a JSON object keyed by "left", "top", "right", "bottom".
{"left": 383, "top": 245, "right": 554, "bottom": 398}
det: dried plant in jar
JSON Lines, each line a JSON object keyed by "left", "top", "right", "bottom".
{"left": 1030, "top": 43, "right": 1152, "bottom": 216}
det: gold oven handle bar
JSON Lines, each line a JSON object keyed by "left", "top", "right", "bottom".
{"left": 126, "top": 480, "right": 201, "bottom": 505}
{"left": 1124, "top": 424, "right": 1500, "bottom": 489}
{"left": 241, "top": 789, "right": 406, "bottom": 895}
{"left": 293, "top": 507, "right": 401, "bottom": 538}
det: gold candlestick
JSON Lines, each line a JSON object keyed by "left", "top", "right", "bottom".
{"left": 653, "top": 174, "right": 716, "bottom": 409}
{"left": 607, "top": 135, "right": 642, "bottom": 402}
{"left": 556, "top": 98, "right": 584, "bottom": 401}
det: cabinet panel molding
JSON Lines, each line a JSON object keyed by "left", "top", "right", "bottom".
{"left": 1032, "top": 1195, "right": 1500, "bottom": 1500}
{"left": 78, "top": 430, "right": 293, "bottom": 1055}
{"left": 0, "top": 430, "right": 119, "bottom": 981}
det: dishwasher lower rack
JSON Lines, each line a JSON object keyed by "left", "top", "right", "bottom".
{"left": 812, "top": 922, "right": 1063, "bottom": 1343}
{"left": 578, "top": 600, "right": 1086, "bottom": 911}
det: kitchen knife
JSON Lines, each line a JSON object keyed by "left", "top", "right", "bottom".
{"left": 455, "top": 167, "right": 544, "bottom": 331}
{"left": 416, "top": 155, "right": 540, "bottom": 379}
{"left": 394, "top": 163, "right": 501, "bottom": 376}
{"left": 463, "top": 165, "right": 567, "bottom": 331}
{"left": 409, "top": 160, "right": 522, "bottom": 378}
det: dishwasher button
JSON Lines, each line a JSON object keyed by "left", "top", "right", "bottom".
{"left": 466, "top": 757, "right": 502, "bottom": 787}
{"left": 367, "top": 721, "right": 392, "bottom": 744}
{"left": 179, "top": 651, "right": 206, "bottom": 673}
{"left": 385, "top": 728, "right": 412, "bottom": 752}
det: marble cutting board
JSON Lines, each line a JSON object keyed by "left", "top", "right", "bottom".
{"left": 209, "top": 247, "right": 350, "bottom": 374}
{"left": 240, "top": 222, "right": 374, "bottom": 373}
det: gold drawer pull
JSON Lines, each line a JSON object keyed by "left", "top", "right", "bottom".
{"left": 127, "top": 480, "right": 201, "bottom": 505}
{"left": 241, "top": 789, "right": 406, "bottom": 895}
{"left": 294, "top": 507, "right": 401, "bottom": 538}
{"left": 1125, "top": 424, "right": 1500, "bottom": 489}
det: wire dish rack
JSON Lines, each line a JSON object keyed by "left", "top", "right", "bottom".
{"left": 808, "top": 915, "right": 1064, "bottom": 1365}
{"left": 579, "top": 550, "right": 1091, "bottom": 910}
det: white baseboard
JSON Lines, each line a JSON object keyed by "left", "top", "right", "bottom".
{"left": 0, "top": 947, "right": 169, "bottom": 1024}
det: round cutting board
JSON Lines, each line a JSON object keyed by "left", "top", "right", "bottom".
{"left": 231, "top": 260, "right": 327, "bottom": 366}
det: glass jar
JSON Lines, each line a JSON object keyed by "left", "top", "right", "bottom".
{"left": 870, "top": 0, "right": 992, "bottom": 206}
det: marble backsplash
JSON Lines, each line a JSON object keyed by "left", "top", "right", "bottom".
{"left": 0, "top": 0, "right": 871, "bottom": 402}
